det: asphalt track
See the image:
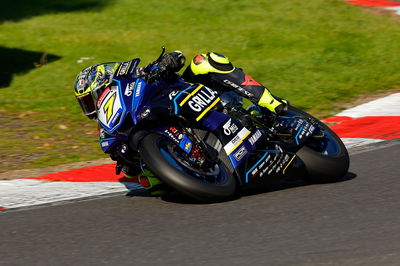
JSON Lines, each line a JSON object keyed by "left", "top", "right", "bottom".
{"left": 1, "top": 139, "right": 400, "bottom": 266}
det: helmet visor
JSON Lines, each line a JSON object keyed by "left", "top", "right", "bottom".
{"left": 77, "top": 93, "right": 96, "bottom": 119}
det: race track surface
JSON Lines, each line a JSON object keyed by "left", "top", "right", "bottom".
{"left": 1, "top": 139, "right": 399, "bottom": 266}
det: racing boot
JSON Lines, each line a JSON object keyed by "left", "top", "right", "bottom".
{"left": 138, "top": 169, "right": 167, "bottom": 196}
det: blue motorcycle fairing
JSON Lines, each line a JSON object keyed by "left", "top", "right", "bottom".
{"left": 243, "top": 149, "right": 297, "bottom": 184}
{"left": 96, "top": 79, "right": 130, "bottom": 134}
{"left": 169, "top": 85, "right": 257, "bottom": 167}
{"left": 171, "top": 83, "right": 221, "bottom": 122}
{"left": 114, "top": 58, "right": 140, "bottom": 77}
{"left": 97, "top": 74, "right": 305, "bottom": 186}
{"left": 97, "top": 75, "right": 162, "bottom": 134}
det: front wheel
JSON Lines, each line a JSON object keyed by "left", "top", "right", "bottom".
{"left": 139, "top": 133, "right": 237, "bottom": 202}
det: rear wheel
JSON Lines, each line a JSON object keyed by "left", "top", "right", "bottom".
{"left": 288, "top": 107, "right": 350, "bottom": 183}
{"left": 139, "top": 133, "right": 237, "bottom": 202}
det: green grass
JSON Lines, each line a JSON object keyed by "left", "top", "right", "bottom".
{"left": 1, "top": 0, "right": 400, "bottom": 172}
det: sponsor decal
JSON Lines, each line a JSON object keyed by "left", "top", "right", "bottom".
{"left": 223, "top": 79, "right": 254, "bottom": 97}
{"left": 223, "top": 118, "right": 239, "bottom": 135}
{"left": 169, "top": 90, "right": 180, "bottom": 100}
{"left": 223, "top": 127, "right": 251, "bottom": 155}
{"left": 101, "top": 141, "right": 108, "bottom": 147}
{"left": 294, "top": 121, "right": 315, "bottom": 144}
{"left": 164, "top": 129, "right": 180, "bottom": 143}
{"left": 241, "top": 74, "right": 262, "bottom": 86}
{"left": 97, "top": 87, "right": 111, "bottom": 107}
{"left": 103, "top": 93, "right": 116, "bottom": 123}
{"left": 118, "top": 61, "right": 131, "bottom": 76}
{"left": 97, "top": 82, "right": 123, "bottom": 131}
{"left": 246, "top": 152, "right": 270, "bottom": 182}
{"left": 233, "top": 146, "right": 247, "bottom": 161}
{"left": 124, "top": 83, "right": 134, "bottom": 96}
{"left": 178, "top": 134, "right": 193, "bottom": 153}
{"left": 248, "top": 152, "right": 292, "bottom": 182}
{"left": 185, "top": 142, "right": 192, "bottom": 151}
{"left": 249, "top": 130, "right": 262, "bottom": 145}
{"left": 179, "top": 85, "right": 220, "bottom": 121}
{"left": 110, "top": 109, "right": 122, "bottom": 125}
{"left": 135, "top": 80, "right": 144, "bottom": 97}
{"left": 187, "top": 87, "right": 218, "bottom": 112}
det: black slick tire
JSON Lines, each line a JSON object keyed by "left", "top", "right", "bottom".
{"left": 139, "top": 133, "right": 237, "bottom": 202}
{"left": 290, "top": 107, "right": 350, "bottom": 183}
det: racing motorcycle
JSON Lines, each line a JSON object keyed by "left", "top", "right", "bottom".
{"left": 97, "top": 51, "right": 349, "bottom": 202}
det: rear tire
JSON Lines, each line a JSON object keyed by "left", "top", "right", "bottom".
{"left": 139, "top": 133, "right": 237, "bottom": 202}
{"left": 289, "top": 107, "right": 350, "bottom": 183}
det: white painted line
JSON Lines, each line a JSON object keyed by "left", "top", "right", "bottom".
{"left": 386, "top": 6, "right": 400, "bottom": 15}
{"left": 341, "top": 138, "right": 384, "bottom": 148}
{"left": 337, "top": 93, "right": 400, "bottom": 118}
{"left": 0, "top": 180, "right": 143, "bottom": 210}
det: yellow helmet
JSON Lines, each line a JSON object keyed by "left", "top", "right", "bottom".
{"left": 74, "top": 63, "right": 119, "bottom": 119}
{"left": 190, "top": 52, "right": 235, "bottom": 75}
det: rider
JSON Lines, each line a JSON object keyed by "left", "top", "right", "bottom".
{"left": 74, "top": 50, "right": 288, "bottom": 195}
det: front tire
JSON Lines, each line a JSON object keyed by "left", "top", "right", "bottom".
{"left": 139, "top": 133, "right": 237, "bottom": 202}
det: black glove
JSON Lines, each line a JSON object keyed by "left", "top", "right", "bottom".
{"left": 108, "top": 143, "right": 139, "bottom": 174}
{"left": 158, "top": 51, "right": 186, "bottom": 74}
{"left": 275, "top": 101, "right": 288, "bottom": 115}
{"left": 275, "top": 97, "right": 290, "bottom": 115}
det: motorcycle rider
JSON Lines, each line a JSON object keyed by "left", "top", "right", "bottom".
{"left": 74, "top": 50, "right": 288, "bottom": 195}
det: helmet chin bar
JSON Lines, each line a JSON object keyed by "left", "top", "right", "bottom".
{"left": 88, "top": 111, "right": 97, "bottom": 120}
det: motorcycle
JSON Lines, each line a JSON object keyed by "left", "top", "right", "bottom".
{"left": 96, "top": 50, "right": 349, "bottom": 202}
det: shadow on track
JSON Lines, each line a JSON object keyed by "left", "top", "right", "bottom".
{"left": 0, "top": 0, "right": 111, "bottom": 23}
{"left": 130, "top": 171, "right": 358, "bottom": 205}
{"left": 0, "top": 47, "right": 61, "bottom": 88}
{"left": 241, "top": 171, "right": 357, "bottom": 197}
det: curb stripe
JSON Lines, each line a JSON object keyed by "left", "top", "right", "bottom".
{"left": 322, "top": 116, "right": 353, "bottom": 123}
{"left": 348, "top": 0, "right": 400, "bottom": 7}
{"left": 26, "top": 163, "right": 127, "bottom": 182}
{"left": 330, "top": 116, "right": 400, "bottom": 140}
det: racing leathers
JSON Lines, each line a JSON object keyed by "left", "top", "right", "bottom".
{"left": 182, "top": 52, "right": 288, "bottom": 115}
